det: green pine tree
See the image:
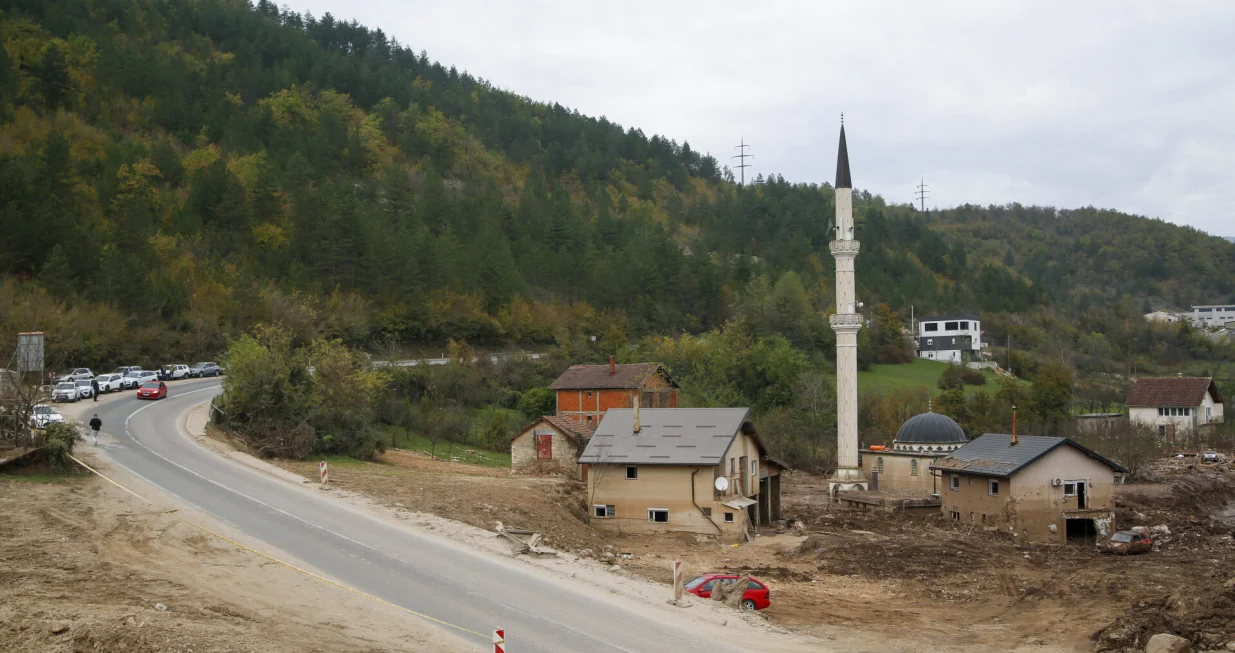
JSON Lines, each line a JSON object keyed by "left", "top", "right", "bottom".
{"left": 33, "top": 43, "right": 75, "bottom": 111}
{"left": 38, "top": 244, "right": 75, "bottom": 298}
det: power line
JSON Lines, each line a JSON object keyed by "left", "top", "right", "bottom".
{"left": 731, "top": 137, "right": 752, "bottom": 186}
{"left": 915, "top": 177, "right": 930, "bottom": 212}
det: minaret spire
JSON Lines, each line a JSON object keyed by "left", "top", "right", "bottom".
{"left": 827, "top": 115, "right": 867, "bottom": 495}
{"left": 835, "top": 121, "right": 852, "bottom": 189}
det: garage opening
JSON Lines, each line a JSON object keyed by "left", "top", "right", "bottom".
{"left": 1066, "top": 518, "right": 1097, "bottom": 543}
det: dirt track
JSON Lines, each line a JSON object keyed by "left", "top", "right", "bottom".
{"left": 0, "top": 473, "right": 469, "bottom": 653}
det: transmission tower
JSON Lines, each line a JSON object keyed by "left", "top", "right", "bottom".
{"left": 732, "top": 137, "right": 753, "bottom": 186}
{"left": 915, "top": 177, "right": 930, "bottom": 212}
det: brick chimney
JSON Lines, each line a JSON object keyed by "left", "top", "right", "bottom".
{"left": 609, "top": 355, "right": 616, "bottom": 376}
{"left": 632, "top": 393, "right": 641, "bottom": 434}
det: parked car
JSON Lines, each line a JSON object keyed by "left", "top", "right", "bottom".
{"left": 122, "top": 370, "right": 158, "bottom": 389}
{"left": 683, "top": 574, "right": 771, "bottom": 611}
{"left": 136, "top": 381, "right": 168, "bottom": 400}
{"left": 74, "top": 379, "right": 95, "bottom": 399}
{"left": 188, "top": 362, "right": 223, "bottom": 378}
{"left": 57, "top": 368, "right": 94, "bottom": 382}
{"left": 29, "top": 404, "right": 64, "bottom": 429}
{"left": 1202, "top": 451, "right": 1222, "bottom": 464}
{"left": 159, "top": 364, "right": 191, "bottom": 380}
{"left": 111, "top": 366, "right": 141, "bottom": 376}
{"left": 1099, "top": 530, "right": 1153, "bottom": 555}
{"left": 95, "top": 373, "right": 125, "bottom": 393}
{"left": 52, "top": 381, "right": 82, "bottom": 402}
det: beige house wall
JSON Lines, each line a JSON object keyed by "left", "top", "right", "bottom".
{"left": 587, "top": 464, "right": 745, "bottom": 538}
{"left": 1129, "top": 392, "right": 1225, "bottom": 433}
{"left": 939, "top": 445, "right": 1118, "bottom": 543}
{"left": 861, "top": 452, "right": 938, "bottom": 496}
{"left": 510, "top": 422, "right": 581, "bottom": 477}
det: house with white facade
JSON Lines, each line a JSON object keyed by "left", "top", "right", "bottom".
{"left": 917, "top": 314, "right": 982, "bottom": 363}
{"left": 1185, "top": 304, "right": 1235, "bottom": 329}
{"left": 1126, "top": 377, "right": 1225, "bottom": 440}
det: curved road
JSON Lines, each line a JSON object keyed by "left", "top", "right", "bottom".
{"left": 92, "top": 379, "right": 749, "bottom": 653}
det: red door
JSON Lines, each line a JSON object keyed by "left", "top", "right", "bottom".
{"left": 536, "top": 434, "right": 553, "bottom": 460}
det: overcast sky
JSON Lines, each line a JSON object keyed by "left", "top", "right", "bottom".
{"left": 290, "top": 0, "right": 1235, "bottom": 236}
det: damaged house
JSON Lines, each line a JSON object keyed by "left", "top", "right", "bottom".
{"left": 510, "top": 415, "right": 594, "bottom": 478}
{"left": 931, "top": 433, "right": 1127, "bottom": 543}
{"left": 578, "top": 407, "right": 785, "bottom": 541}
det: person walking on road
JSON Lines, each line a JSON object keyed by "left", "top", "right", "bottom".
{"left": 91, "top": 378, "right": 100, "bottom": 402}
{"left": 88, "top": 414, "right": 102, "bottom": 446}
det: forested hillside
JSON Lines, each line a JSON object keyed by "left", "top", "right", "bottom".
{"left": 2, "top": 0, "right": 1234, "bottom": 378}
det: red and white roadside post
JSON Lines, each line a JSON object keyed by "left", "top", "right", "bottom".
{"left": 673, "top": 560, "right": 684, "bottom": 602}
{"left": 319, "top": 461, "right": 328, "bottom": 485}
{"left": 492, "top": 628, "right": 506, "bottom": 653}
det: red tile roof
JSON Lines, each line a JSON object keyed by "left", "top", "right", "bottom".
{"left": 1126, "top": 377, "right": 1222, "bottom": 407}
{"left": 549, "top": 363, "right": 674, "bottom": 390}
{"left": 514, "top": 415, "right": 595, "bottom": 443}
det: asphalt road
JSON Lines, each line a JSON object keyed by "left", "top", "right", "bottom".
{"left": 93, "top": 379, "right": 748, "bottom": 653}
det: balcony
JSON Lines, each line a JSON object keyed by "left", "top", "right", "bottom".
{"left": 830, "top": 313, "right": 863, "bottom": 329}
{"left": 829, "top": 240, "right": 860, "bottom": 256}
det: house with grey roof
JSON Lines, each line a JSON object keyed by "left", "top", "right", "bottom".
{"left": 931, "top": 433, "right": 1127, "bottom": 544}
{"left": 578, "top": 407, "right": 786, "bottom": 540}
{"left": 916, "top": 313, "right": 982, "bottom": 363}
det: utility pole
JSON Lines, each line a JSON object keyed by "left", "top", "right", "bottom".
{"left": 915, "top": 177, "right": 930, "bottom": 212}
{"left": 732, "top": 137, "right": 752, "bottom": 186}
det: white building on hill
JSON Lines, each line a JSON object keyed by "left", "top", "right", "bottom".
{"left": 917, "top": 314, "right": 982, "bottom": 364}
{"left": 1186, "top": 304, "right": 1235, "bottom": 329}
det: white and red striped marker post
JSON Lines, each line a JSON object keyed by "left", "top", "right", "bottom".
{"left": 673, "top": 560, "right": 684, "bottom": 601}
{"left": 493, "top": 628, "right": 505, "bottom": 653}
{"left": 319, "top": 461, "right": 328, "bottom": 485}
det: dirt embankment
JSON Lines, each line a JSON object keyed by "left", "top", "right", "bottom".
{"left": 0, "top": 473, "right": 468, "bottom": 653}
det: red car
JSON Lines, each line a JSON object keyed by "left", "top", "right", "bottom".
{"left": 136, "top": 381, "right": 168, "bottom": 400}
{"left": 683, "top": 574, "right": 771, "bottom": 611}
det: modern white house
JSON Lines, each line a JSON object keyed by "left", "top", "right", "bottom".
{"left": 1126, "top": 377, "right": 1225, "bottom": 440}
{"left": 917, "top": 314, "right": 982, "bottom": 363}
{"left": 1185, "top": 305, "right": 1235, "bottom": 329}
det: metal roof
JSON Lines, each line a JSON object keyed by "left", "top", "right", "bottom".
{"left": 835, "top": 123, "right": 852, "bottom": 189}
{"left": 895, "top": 412, "right": 967, "bottom": 444}
{"left": 930, "top": 434, "right": 1127, "bottom": 478}
{"left": 578, "top": 408, "right": 750, "bottom": 466}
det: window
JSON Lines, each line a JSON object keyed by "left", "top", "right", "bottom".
{"left": 723, "top": 512, "right": 734, "bottom": 523}
{"left": 910, "top": 460, "right": 919, "bottom": 477}
{"left": 593, "top": 505, "right": 615, "bottom": 518}
{"left": 925, "top": 323, "right": 939, "bottom": 332}
{"left": 1159, "top": 425, "right": 1166, "bottom": 438}
{"left": 950, "top": 475, "right": 960, "bottom": 491}
{"left": 959, "top": 321, "right": 969, "bottom": 329}
{"left": 945, "top": 321, "right": 959, "bottom": 330}
{"left": 1063, "top": 482, "right": 1076, "bottom": 496}
{"left": 730, "top": 458, "right": 735, "bottom": 475}
{"left": 951, "top": 511, "right": 961, "bottom": 521}
{"left": 876, "top": 458, "right": 884, "bottom": 473}
{"left": 586, "top": 391, "right": 593, "bottom": 398}
{"left": 1183, "top": 407, "right": 1191, "bottom": 416}
{"left": 747, "top": 580, "right": 765, "bottom": 590}
{"left": 626, "top": 466, "right": 638, "bottom": 480}
{"left": 648, "top": 509, "right": 669, "bottom": 523}
{"left": 1158, "top": 407, "right": 1164, "bottom": 416}
{"left": 702, "top": 507, "right": 712, "bottom": 517}
{"left": 641, "top": 390, "right": 654, "bottom": 408}
{"left": 988, "top": 480, "right": 1000, "bottom": 496}
{"left": 927, "top": 339, "right": 934, "bottom": 345}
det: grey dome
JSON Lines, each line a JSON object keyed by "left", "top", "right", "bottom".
{"left": 895, "top": 412, "right": 967, "bottom": 444}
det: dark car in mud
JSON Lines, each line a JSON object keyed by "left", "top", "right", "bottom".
{"left": 1099, "top": 530, "right": 1152, "bottom": 555}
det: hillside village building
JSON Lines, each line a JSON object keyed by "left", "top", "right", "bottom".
{"left": 932, "top": 434, "right": 1127, "bottom": 543}
{"left": 1126, "top": 377, "right": 1224, "bottom": 439}
{"left": 1185, "top": 304, "right": 1235, "bottom": 329}
{"left": 1143, "top": 310, "right": 1181, "bottom": 324}
{"left": 510, "top": 415, "right": 593, "bottom": 478}
{"left": 578, "top": 407, "right": 785, "bottom": 541}
{"left": 550, "top": 357, "right": 678, "bottom": 427}
{"left": 860, "top": 411, "right": 967, "bottom": 496}
{"left": 916, "top": 314, "right": 982, "bottom": 363}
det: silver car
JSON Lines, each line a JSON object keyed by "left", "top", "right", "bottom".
{"left": 58, "top": 368, "right": 94, "bottom": 382}
{"left": 74, "top": 379, "right": 95, "bottom": 399}
{"left": 1202, "top": 451, "right": 1221, "bottom": 464}
{"left": 52, "top": 382, "right": 81, "bottom": 402}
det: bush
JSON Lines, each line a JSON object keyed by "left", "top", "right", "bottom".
{"left": 42, "top": 422, "right": 79, "bottom": 473}
{"left": 517, "top": 387, "right": 556, "bottom": 419}
{"left": 938, "top": 365, "right": 965, "bottom": 390}
{"left": 960, "top": 368, "right": 987, "bottom": 385}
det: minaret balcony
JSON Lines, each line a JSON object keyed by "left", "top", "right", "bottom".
{"left": 829, "top": 313, "right": 864, "bottom": 329}
{"left": 829, "top": 240, "right": 860, "bottom": 256}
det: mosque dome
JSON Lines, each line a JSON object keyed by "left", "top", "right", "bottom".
{"left": 893, "top": 412, "right": 967, "bottom": 452}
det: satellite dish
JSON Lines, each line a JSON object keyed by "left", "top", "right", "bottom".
{"left": 714, "top": 477, "right": 729, "bottom": 492}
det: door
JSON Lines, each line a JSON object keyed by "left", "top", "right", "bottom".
{"left": 1076, "top": 481, "right": 1087, "bottom": 509}
{"left": 536, "top": 433, "right": 553, "bottom": 460}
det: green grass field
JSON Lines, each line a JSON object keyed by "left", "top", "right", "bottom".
{"left": 377, "top": 421, "right": 513, "bottom": 468}
{"left": 858, "top": 358, "right": 1028, "bottom": 398}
